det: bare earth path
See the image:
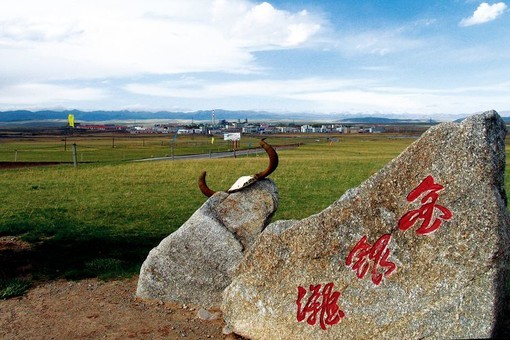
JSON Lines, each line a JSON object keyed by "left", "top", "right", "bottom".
{"left": 0, "top": 277, "right": 227, "bottom": 339}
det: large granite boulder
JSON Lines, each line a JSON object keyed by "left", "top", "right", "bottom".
{"left": 137, "top": 179, "right": 278, "bottom": 309}
{"left": 222, "top": 111, "right": 510, "bottom": 338}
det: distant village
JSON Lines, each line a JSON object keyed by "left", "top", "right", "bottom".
{"left": 73, "top": 118, "right": 385, "bottom": 135}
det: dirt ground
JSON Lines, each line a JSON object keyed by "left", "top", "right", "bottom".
{"left": 0, "top": 277, "right": 230, "bottom": 339}
{"left": 0, "top": 236, "right": 232, "bottom": 339}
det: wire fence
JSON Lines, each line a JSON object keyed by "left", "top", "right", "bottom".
{"left": 0, "top": 134, "right": 307, "bottom": 164}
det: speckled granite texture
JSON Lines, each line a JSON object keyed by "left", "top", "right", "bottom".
{"left": 137, "top": 179, "right": 278, "bottom": 309}
{"left": 222, "top": 111, "right": 510, "bottom": 339}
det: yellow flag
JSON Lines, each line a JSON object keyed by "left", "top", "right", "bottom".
{"left": 68, "top": 114, "right": 75, "bottom": 128}
{"left": 211, "top": 136, "right": 215, "bottom": 144}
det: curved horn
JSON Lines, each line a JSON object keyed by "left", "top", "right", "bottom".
{"left": 198, "top": 171, "right": 216, "bottom": 197}
{"left": 254, "top": 138, "right": 279, "bottom": 180}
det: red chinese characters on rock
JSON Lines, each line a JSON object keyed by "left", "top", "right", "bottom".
{"left": 398, "top": 175, "right": 453, "bottom": 235}
{"left": 345, "top": 233, "right": 396, "bottom": 286}
{"left": 344, "top": 175, "right": 452, "bottom": 286}
{"left": 296, "top": 283, "right": 345, "bottom": 330}
{"left": 298, "top": 175, "right": 454, "bottom": 329}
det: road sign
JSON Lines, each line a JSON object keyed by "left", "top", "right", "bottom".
{"left": 224, "top": 133, "right": 241, "bottom": 141}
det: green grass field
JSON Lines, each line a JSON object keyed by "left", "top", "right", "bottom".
{"left": 0, "top": 133, "right": 308, "bottom": 163}
{"left": 1, "top": 133, "right": 509, "bottom": 297}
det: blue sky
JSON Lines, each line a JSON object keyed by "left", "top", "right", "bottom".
{"left": 0, "top": 0, "right": 508, "bottom": 119}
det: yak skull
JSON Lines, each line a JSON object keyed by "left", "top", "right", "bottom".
{"left": 198, "top": 138, "right": 279, "bottom": 197}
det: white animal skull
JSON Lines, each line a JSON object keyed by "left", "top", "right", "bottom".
{"left": 198, "top": 138, "right": 279, "bottom": 197}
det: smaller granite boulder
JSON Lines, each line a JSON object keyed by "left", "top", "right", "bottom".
{"left": 136, "top": 179, "right": 278, "bottom": 309}
{"left": 214, "top": 179, "right": 278, "bottom": 250}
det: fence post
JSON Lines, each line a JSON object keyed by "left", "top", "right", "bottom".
{"left": 14, "top": 149, "right": 18, "bottom": 162}
{"left": 72, "top": 143, "right": 78, "bottom": 167}
{"left": 171, "top": 145, "right": 174, "bottom": 160}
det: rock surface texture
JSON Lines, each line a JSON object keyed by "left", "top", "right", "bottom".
{"left": 222, "top": 111, "right": 510, "bottom": 339}
{"left": 137, "top": 179, "right": 278, "bottom": 309}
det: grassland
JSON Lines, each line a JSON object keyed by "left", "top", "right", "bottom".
{"left": 1, "top": 133, "right": 508, "bottom": 288}
{"left": 0, "top": 133, "right": 307, "bottom": 163}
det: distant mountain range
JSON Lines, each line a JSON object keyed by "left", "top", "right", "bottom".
{"left": 0, "top": 109, "right": 508, "bottom": 125}
{"left": 0, "top": 109, "right": 274, "bottom": 123}
{"left": 336, "top": 117, "right": 437, "bottom": 124}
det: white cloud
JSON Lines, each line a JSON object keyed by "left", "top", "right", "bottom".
{"left": 123, "top": 77, "right": 510, "bottom": 115}
{"left": 124, "top": 78, "right": 372, "bottom": 99}
{"left": 0, "top": 83, "right": 108, "bottom": 105}
{"left": 0, "top": 0, "right": 323, "bottom": 81}
{"left": 225, "top": 2, "right": 321, "bottom": 49}
{"left": 459, "top": 2, "right": 507, "bottom": 27}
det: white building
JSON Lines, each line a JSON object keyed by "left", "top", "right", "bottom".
{"left": 301, "top": 125, "right": 313, "bottom": 133}
{"left": 242, "top": 125, "right": 259, "bottom": 134}
{"left": 177, "top": 127, "right": 203, "bottom": 134}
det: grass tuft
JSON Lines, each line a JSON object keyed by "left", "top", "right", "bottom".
{"left": 0, "top": 278, "right": 32, "bottom": 299}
